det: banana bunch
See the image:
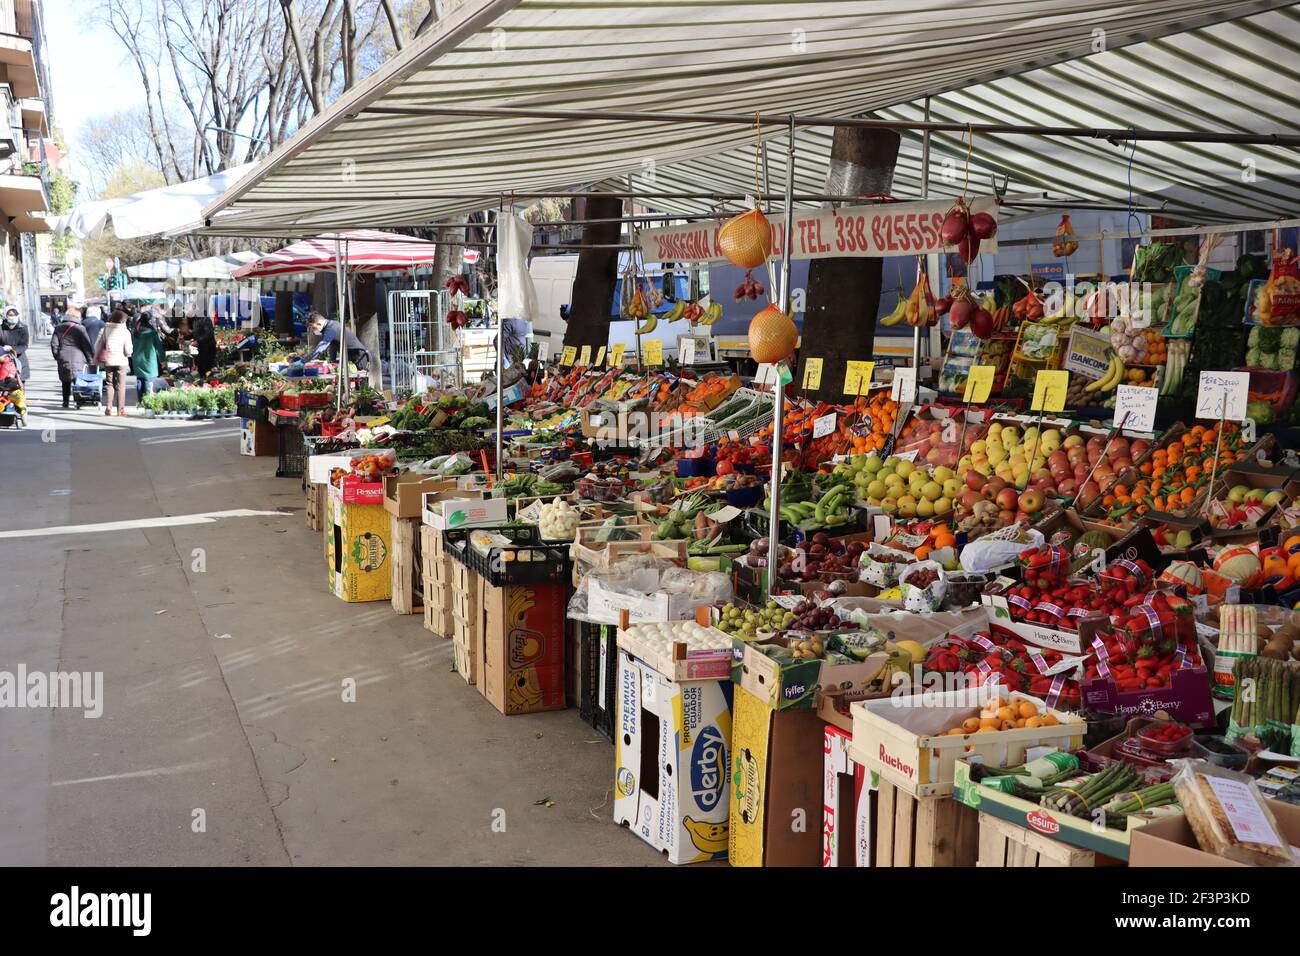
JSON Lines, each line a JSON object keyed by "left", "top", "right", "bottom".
{"left": 635, "top": 314, "right": 658, "bottom": 336}
{"left": 1085, "top": 350, "right": 1126, "bottom": 394}
{"left": 1160, "top": 339, "right": 1190, "bottom": 396}
{"left": 880, "top": 285, "right": 908, "bottom": 327}
{"left": 905, "top": 274, "right": 936, "bottom": 327}
{"left": 664, "top": 300, "right": 687, "bottom": 322}
{"left": 1038, "top": 292, "right": 1079, "bottom": 327}
{"left": 697, "top": 302, "right": 723, "bottom": 326}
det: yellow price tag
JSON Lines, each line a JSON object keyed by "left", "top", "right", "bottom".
{"left": 595, "top": 346, "right": 607, "bottom": 366}
{"left": 578, "top": 345, "right": 592, "bottom": 366}
{"left": 367, "top": 416, "right": 390, "bottom": 428}
{"left": 643, "top": 338, "right": 664, "bottom": 366}
{"left": 801, "top": 357, "right": 823, "bottom": 390}
{"left": 560, "top": 345, "right": 577, "bottom": 367}
{"left": 843, "top": 360, "right": 875, "bottom": 396}
{"left": 610, "top": 343, "right": 626, "bottom": 367}
{"left": 1031, "top": 369, "right": 1070, "bottom": 412}
{"left": 963, "top": 365, "right": 996, "bottom": 403}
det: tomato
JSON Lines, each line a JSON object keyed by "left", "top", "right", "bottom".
{"left": 715, "top": 460, "right": 734, "bottom": 476}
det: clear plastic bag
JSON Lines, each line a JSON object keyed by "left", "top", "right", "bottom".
{"left": 959, "top": 528, "right": 1043, "bottom": 573}
{"left": 1170, "top": 758, "right": 1296, "bottom": 866}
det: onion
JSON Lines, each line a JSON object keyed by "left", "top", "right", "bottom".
{"left": 934, "top": 295, "right": 954, "bottom": 316}
{"left": 971, "top": 308, "right": 994, "bottom": 340}
{"left": 969, "top": 211, "right": 998, "bottom": 239}
{"left": 948, "top": 298, "right": 976, "bottom": 330}
{"left": 958, "top": 233, "right": 981, "bottom": 262}
{"left": 940, "top": 207, "right": 970, "bottom": 246}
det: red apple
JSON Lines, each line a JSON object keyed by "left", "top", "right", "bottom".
{"left": 996, "top": 487, "right": 1020, "bottom": 511}
{"left": 1018, "top": 489, "right": 1045, "bottom": 514}
{"left": 964, "top": 470, "right": 987, "bottom": 491}
{"left": 998, "top": 509, "right": 1017, "bottom": 525}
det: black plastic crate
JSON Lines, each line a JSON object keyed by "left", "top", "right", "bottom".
{"left": 578, "top": 621, "right": 617, "bottom": 743}
{"left": 276, "top": 423, "right": 306, "bottom": 478}
{"left": 442, "top": 524, "right": 571, "bottom": 587}
{"left": 238, "top": 402, "right": 268, "bottom": 422}
{"left": 743, "top": 505, "right": 864, "bottom": 544}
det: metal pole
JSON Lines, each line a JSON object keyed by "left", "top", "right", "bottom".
{"left": 768, "top": 115, "right": 796, "bottom": 597}
{"left": 360, "top": 104, "right": 1300, "bottom": 147}
{"left": 495, "top": 208, "right": 504, "bottom": 481}
{"left": 914, "top": 97, "right": 931, "bottom": 372}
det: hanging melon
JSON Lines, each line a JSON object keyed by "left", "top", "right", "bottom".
{"left": 719, "top": 208, "right": 772, "bottom": 269}
{"left": 748, "top": 304, "right": 798, "bottom": 364}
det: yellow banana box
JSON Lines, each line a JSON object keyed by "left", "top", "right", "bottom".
{"left": 614, "top": 648, "right": 733, "bottom": 864}
{"left": 326, "top": 485, "right": 392, "bottom": 603}
{"left": 480, "top": 582, "right": 566, "bottom": 715}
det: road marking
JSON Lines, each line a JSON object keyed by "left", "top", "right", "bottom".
{"left": 51, "top": 760, "right": 220, "bottom": 786}
{"left": 0, "top": 509, "right": 292, "bottom": 539}
{"left": 139, "top": 429, "right": 241, "bottom": 446}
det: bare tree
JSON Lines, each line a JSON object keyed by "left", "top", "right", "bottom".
{"left": 77, "top": 108, "right": 174, "bottom": 195}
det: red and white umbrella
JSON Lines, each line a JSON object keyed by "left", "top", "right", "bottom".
{"left": 231, "top": 229, "right": 437, "bottom": 279}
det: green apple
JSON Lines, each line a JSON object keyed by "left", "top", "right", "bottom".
{"left": 1226, "top": 485, "right": 1249, "bottom": 504}
{"left": 866, "top": 479, "right": 888, "bottom": 500}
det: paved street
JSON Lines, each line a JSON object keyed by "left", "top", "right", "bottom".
{"left": 0, "top": 347, "right": 645, "bottom": 866}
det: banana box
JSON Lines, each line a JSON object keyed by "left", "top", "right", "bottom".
{"left": 729, "top": 686, "right": 825, "bottom": 867}
{"left": 480, "top": 582, "right": 566, "bottom": 715}
{"left": 614, "top": 648, "right": 733, "bottom": 864}
{"left": 822, "top": 723, "right": 876, "bottom": 867}
{"left": 326, "top": 484, "right": 392, "bottom": 603}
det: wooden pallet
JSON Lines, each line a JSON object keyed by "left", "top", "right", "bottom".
{"left": 977, "top": 813, "right": 1096, "bottom": 867}
{"left": 874, "top": 780, "right": 979, "bottom": 867}
{"left": 389, "top": 515, "right": 424, "bottom": 615}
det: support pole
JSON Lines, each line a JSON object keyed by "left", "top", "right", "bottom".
{"left": 495, "top": 299, "right": 504, "bottom": 481}
{"left": 913, "top": 97, "right": 931, "bottom": 372}
{"left": 768, "top": 115, "right": 796, "bottom": 596}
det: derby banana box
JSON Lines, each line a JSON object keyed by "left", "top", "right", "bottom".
{"left": 326, "top": 483, "right": 392, "bottom": 602}
{"left": 614, "top": 644, "right": 733, "bottom": 864}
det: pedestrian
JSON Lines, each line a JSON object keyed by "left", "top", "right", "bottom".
{"left": 192, "top": 311, "right": 217, "bottom": 376}
{"left": 131, "top": 311, "right": 162, "bottom": 403}
{"left": 81, "top": 305, "right": 105, "bottom": 352}
{"left": 92, "top": 309, "right": 134, "bottom": 416}
{"left": 50, "top": 306, "right": 94, "bottom": 408}
{"left": 305, "top": 311, "right": 370, "bottom": 371}
{"left": 0, "top": 306, "right": 29, "bottom": 382}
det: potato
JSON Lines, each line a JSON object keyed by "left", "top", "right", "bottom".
{"left": 1261, "top": 641, "right": 1290, "bottom": 661}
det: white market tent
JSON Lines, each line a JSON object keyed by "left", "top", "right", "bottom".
{"left": 200, "top": 0, "right": 1300, "bottom": 237}
{"left": 125, "top": 252, "right": 262, "bottom": 282}
{"left": 55, "top": 163, "right": 257, "bottom": 240}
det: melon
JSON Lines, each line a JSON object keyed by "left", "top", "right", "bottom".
{"left": 1214, "top": 547, "right": 1262, "bottom": 587}
{"left": 1159, "top": 559, "right": 1204, "bottom": 595}
{"left": 718, "top": 208, "right": 772, "bottom": 269}
{"left": 748, "top": 305, "right": 798, "bottom": 364}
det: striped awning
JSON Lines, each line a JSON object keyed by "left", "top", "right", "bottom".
{"left": 230, "top": 229, "right": 437, "bottom": 278}
{"left": 201, "top": 0, "right": 1300, "bottom": 237}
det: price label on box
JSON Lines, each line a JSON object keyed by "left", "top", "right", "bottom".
{"left": 595, "top": 345, "right": 606, "bottom": 366}
{"left": 560, "top": 345, "right": 577, "bottom": 367}
{"left": 891, "top": 366, "right": 917, "bottom": 403}
{"left": 843, "top": 360, "right": 874, "bottom": 396}
{"left": 1196, "top": 370, "right": 1249, "bottom": 421}
{"left": 1113, "top": 384, "right": 1158, "bottom": 432}
{"left": 801, "top": 357, "right": 823, "bottom": 390}
{"left": 643, "top": 338, "right": 664, "bottom": 366}
{"left": 610, "top": 343, "right": 625, "bottom": 367}
{"left": 963, "top": 365, "right": 996, "bottom": 403}
{"left": 1031, "top": 369, "right": 1069, "bottom": 412}
{"left": 578, "top": 345, "right": 592, "bottom": 366}
{"left": 812, "top": 412, "right": 837, "bottom": 438}
{"left": 537, "top": 342, "right": 549, "bottom": 362}
{"left": 679, "top": 337, "right": 695, "bottom": 365}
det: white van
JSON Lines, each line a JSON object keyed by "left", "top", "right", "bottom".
{"left": 528, "top": 255, "right": 579, "bottom": 355}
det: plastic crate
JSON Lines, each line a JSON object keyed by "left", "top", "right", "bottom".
{"left": 276, "top": 423, "right": 306, "bottom": 478}
{"left": 743, "top": 505, "right": 864, "bottom": 543}
{"left": 578, "top": 621, "right": 617, "bottom": 743}
{"left": 442, "top": 524, "right": 571, "bottom": 587}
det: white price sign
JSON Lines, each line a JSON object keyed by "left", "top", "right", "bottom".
{"left": 812, "top": 412, "right": 837, "bottom": 438}
{"left": 891, "top": 367, "right": 917, "bottom": 403}
{"left": 679, "top": 337, "right": 695, "bottom": 365}
{"left": 1195, "top": 370, "right": 1250, "bottom": 422}
{"left": 1113, "top": 384, "right": 1158, "bottom": 432}
{"left": 536, "top": 342, "right": 549, "bottom": 362}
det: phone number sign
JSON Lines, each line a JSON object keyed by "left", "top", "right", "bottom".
{"left": 639, "top": 197, "right": 999, "bottom": 264}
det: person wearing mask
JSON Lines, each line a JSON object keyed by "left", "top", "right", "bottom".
{"left": 50, "top": 306, "right": 94, "bottom": 408}
{"left": 81, "top": 305, "right": 105, "bottom": 352}
{"left": 0, "top": 306, "right": 29, "bottom": 383}
{"left": 93, "top": 309, "right": 134, "bottom": 416}
{"left": 192, "top": 311, "right": 217, "bottom": 376}
{"left": 305, "top": 311, "right": 370, "bottom": 371}
{"left": 131, "top": 312, "right": 163, "bottom": 403}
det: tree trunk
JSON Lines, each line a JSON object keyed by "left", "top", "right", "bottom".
{"left": 274, "top": 290, "right": 296, "bottom": 334}
{"left": 352, "top": 272, "right": 383, "bottom": 390}
{"left": 562, "top": 193, "right": 622, "bottom": 352}
{"left": 432, "top": 216, "right": 467, "bottom": 289}
{"left": 796, "top": 124, "right": 901, "bottom": 401}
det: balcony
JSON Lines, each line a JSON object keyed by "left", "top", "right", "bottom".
{"left": 0, "top": 0, "right": 39, "bottom": 101}
{"left": 0, "top": 170, "right": 47, "bottom": 231}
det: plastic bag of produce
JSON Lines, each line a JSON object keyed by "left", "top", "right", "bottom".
{"left": 1170, "top": 759, "right": 1296, "bottom": 866}
{"left": 898, "top": 560, "right": 947, "bottom": 612}
{"left": 958, "top": 527, "right": 1044, "bottom": 573}
{"left": 1258, "top": 249, "right": 1300, "bottom": 326}
{"left": 1051, "top": 214, "right": 1078, "bottom": 258}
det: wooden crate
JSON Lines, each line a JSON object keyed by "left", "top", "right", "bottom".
{"left": 977, "top": 813, "right": 1096, "bottom": 868}
{"left": 389, "top": 514, "right": 424, "bottom": 615}
{"left": 420, "top": 525, "right": 452, "bottom": 638}
{"left": 452, "top": 614, "right": 478, "bottom": 684}
{"left": 305, "top": 481, "right": 326, "bottom": 532}
{"left": 874, "top": 780, "right": 978, "bottom": 867}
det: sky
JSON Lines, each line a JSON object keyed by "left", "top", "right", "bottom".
{"left": 43, "top": 0, "right": 149, "bottom": 187}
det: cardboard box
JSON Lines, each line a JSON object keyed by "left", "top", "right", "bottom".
{"left": 982, "top": 591, "right": 1106, "bottom": 655}
{"left": 325, "top": 485, "right": 392, "bottom": 603}
{"left": 332, "top": 474, "right": 384, "bottom": 505}
{"left": 823, "top": 724, "right": 875, "bottom": 867}
{"left": 614, "top": 648, "right": 733, "bottom": 864}
{"left": 585, "top": 572, "right": 698, "bottom": 627}
{"left": 480, "top": 581, "right": 567, "bottom": 716}
{"left": 1129, "top": 799, "right": 1300, "bottom": 867}
{"left": 422, "top": 492, "right": 508, "bottom": 530}
{"left": 1080, "top": 665, "right": 1215, "bottom": 728}
{"left": 734, "top": 636, "right": 895, "bottom": 712}
{"left": 849, "top": 686, "right": 1085, "bottom": 798}
{"left": 239, "top": 418, "right": 279, "bottom": 457}
{"left": 306, "top": 452, "right": 357, "bottom": 484}
{"left": 729, "top": 686, "right": 826, "bottom": 867}
{"left": 384, "top": 474, "right": 458, "bottom": 519}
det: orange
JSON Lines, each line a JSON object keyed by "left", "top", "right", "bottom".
{"left": 1041, "top": 714, "right": 1060, "bottom": 727}
{"left": 1285, "top": 535, "right": 1300, "bottom": 554}
{"left": 996, "top": 706, "right": 1016, "bottom": 723}
{"left": 961, "top": 717, "right": 982, "bottom": 733}
{"left": 1018, "top": 701, "right": 1037, "bottom": 719}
